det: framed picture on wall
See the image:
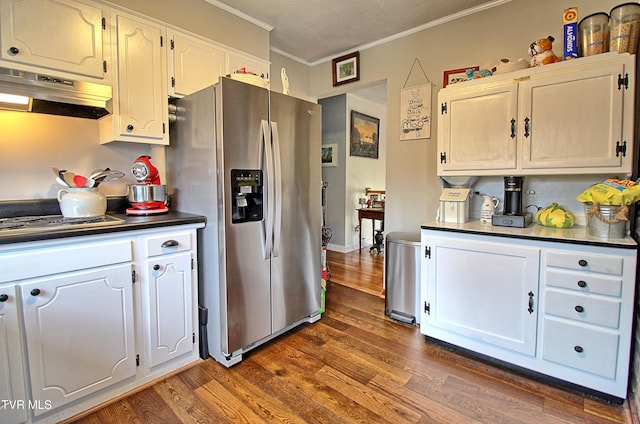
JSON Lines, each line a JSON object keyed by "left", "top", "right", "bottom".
{"left": 350, "top": 110, "right": 379, "bottom": 159}
{"left": 321, "top": 143, "right": 338, "bottom": 167}
{"left": 332, "top": 51, "right": 360, "bottom": 86}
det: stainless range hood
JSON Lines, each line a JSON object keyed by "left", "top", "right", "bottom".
{"left": 0, "top": 67, "right": 111, "bottom": 119}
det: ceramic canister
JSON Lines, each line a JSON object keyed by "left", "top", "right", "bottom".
{"left": 57, "top": 188, "right": 107, "bottom": 218}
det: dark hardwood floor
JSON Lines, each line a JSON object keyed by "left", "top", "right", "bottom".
{"left": 68, "top": 249, "right": 631, "bottom": 423}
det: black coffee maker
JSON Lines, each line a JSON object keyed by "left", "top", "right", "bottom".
{"left": 503, "top": 176, "right": 523, "bottom": 215}
{"left": 491, "top": 176, "right": 531, "bottom": 227}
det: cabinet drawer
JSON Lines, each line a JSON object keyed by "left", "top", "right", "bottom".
{"left": 145, "top": 232, "right": 192, "bottom": 257}
{"left": 545, "top": 250, "right": 623, "bottom": 275}
{"left": 542, "top": 317, "right": 619, "bottom": 379}
{"left": 545, "top": 269, "right": 622, "bottom": 297}
{"left": 0, "top": 240, "right": 132, "bottom": 283}
{"left": 544, "top": 289, "right": 621, "bottom": 328}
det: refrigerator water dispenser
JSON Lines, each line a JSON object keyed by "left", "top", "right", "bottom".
{"left": 231, "top": 169, "right": 263, "bottom": 223}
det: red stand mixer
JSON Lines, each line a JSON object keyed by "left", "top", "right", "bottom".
{"left": 126, "top": 155, "right": 169, "bottom": 215}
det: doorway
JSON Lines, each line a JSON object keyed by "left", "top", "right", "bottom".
{"left": 320, "top": 80, "right": 387, "bottom": 254}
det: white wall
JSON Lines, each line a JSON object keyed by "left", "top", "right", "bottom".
{"left": 269, "top": 53, "right": 314, "bottom": 101}
{"left": 0, "top": 111, "right": 149, "bottom": 200}
{"left": 107, "top": 0, "right": 270, "bottom": 60}
{"left": 308, "top": 0, "right": 627, "bottom": 235}
{"left": 319, "top": 95, "right": 347, "bottom": 247}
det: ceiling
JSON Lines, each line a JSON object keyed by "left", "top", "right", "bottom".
{"left": 205, "top": 0, "right": 510, "bottom": 66}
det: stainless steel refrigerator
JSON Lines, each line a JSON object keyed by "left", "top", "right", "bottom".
{"left": 167, "top": 77, "right": 322, "bottom": 366}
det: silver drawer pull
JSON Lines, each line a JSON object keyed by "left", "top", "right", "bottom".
{"left": 574, "top": 305, "right": 584, "bottom": 313}
{"left": 574, "top": 345, "right": 583, "bottom": 353}
{"left": 577, "top": 280, "right": 587, "bottom": 288}
{"left": 161, "top": 240, "right": 179, "bottom": 248}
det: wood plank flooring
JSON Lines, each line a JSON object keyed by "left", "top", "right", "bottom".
{"left": 326, "top": 248, "right": 385, "bottom": 296}
{"left": 69, "top": 250, "right": 632, "bottom": 424}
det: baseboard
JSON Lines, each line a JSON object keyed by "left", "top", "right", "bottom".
{"left": 327, "top": 242, "right": 370, "bottom": 253}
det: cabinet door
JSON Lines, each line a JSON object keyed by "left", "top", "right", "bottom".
{"left": 423, "top": 234, "right": 539, "bottom": 356}
{"left": 21, "top": 264, "right": 136, "bottom": 416}
{"left": 168, "top": 30, "right": 225, "bottom": 97}
{"left": 438, "top": 81, "right": 518, "bottom": 173}
{"left": 0, "top": 0, "right": 105, "bottom": 78}
{"left": 114, "top": 14, "right": 168, "bottom": 143}
{"left": 146, "top": 252, "right": 193, "bottom": 368}
{"left": 0, "top": 285, "right": 27, "bottom": 424}
{"left": 519, "top": 62, "right": 627, "bottom": 171}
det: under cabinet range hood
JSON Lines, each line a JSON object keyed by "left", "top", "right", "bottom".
{"left": 0, "top": 67, "right": 111, "bottom": 119}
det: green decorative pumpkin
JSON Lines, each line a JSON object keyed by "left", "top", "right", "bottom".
{"left": 535, "top": 203, "right": 575, "bottom": 228}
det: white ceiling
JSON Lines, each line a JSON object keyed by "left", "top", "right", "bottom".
{"left": 205, "top": 0, "right": 510, "bottom": 66}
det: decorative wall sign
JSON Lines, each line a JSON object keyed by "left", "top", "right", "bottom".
{"left": 332, "top": 51, "right": 360, "bottom": 86}
{"left": 350, "top": 110, "right": 379, "bottom": 159}
{"left": 321, "top": 143, "right": 338, "bottom": 167}
{"left": 400, "top": 59, "right": 432, "bottom": 141}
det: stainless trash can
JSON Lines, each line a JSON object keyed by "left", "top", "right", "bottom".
{"left": 384, "top": 232, "right": 421, "bottom": 325}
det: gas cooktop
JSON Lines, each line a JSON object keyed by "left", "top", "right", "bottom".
{"left": 0, "top": 215, "right": 125, "bottom": 236}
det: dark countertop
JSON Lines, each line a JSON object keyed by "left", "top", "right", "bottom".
{"left": 0, "top": 211, "right": 206, "bottom": 246}
{"left": 421, "top": 220, "right": 637, "bottom": 250}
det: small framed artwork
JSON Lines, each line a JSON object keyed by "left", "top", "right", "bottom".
{"left": 321, "top": 143, "right": 338, "bottom": 167}
{"left": 332, "top": 51, "right": 360, "bottom": 86}
{"left": 443, "top": 66, "right": 479, "bottom": 88}
{"left": 350, "top": 110, "right": 379, "bottom": 159}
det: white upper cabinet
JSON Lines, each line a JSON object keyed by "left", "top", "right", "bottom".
{"left": 167, "top": 29, "right": 271, "bottom": 99}
{"left": 100, "top": 11, "right": 168, "bottom": 144}
{"left": 438, "top": 80, "right": 518, "bottom": 172}
{"left": 437, "top": 53, "right": 635, "bottom": 177}
{"left": 168, "top": 29, "right": 226, "bottom": 98}
{"left": 0, "top": 0, "right": 106, "bottom": 79}
{"left": 519, "top": 63, "right": 626, "bottom": 171}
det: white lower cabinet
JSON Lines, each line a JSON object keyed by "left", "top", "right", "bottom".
{"left": 0, "top": 285, "right": 27, "bottom": 424}
{"left": 421, "top": 228, "right": 637, "bottom": 399}
{"left": 0, "top": 224, "right": 201, "bottom": 423}
{"left": 21, "top": 263, "right": 136, "bottom": 416}
{"left": 140, "top": 231, "right": 195, "bottom": 369}
{"left": 421, "top": 234, "right": 539, "bottom": 356}
{"left": 541, "top": 318, "right": 619, "bottom": 379}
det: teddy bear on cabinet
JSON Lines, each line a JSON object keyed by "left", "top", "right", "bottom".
{"left": 529, "top": 36, "right": 561, "bottom": 67}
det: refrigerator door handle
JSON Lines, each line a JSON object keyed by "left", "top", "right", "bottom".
{"left": 260, "top": 119, "right": 274, "bottom": 259}
{"left": 271, "top": 121, "right": 282, "bottom": 257}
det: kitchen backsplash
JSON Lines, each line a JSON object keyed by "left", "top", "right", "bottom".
{"left": 0, "top": 111, "right": 151, "bottom": 201}
{"left": 468, "top": 174, "right": 621, "bottom": 224}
